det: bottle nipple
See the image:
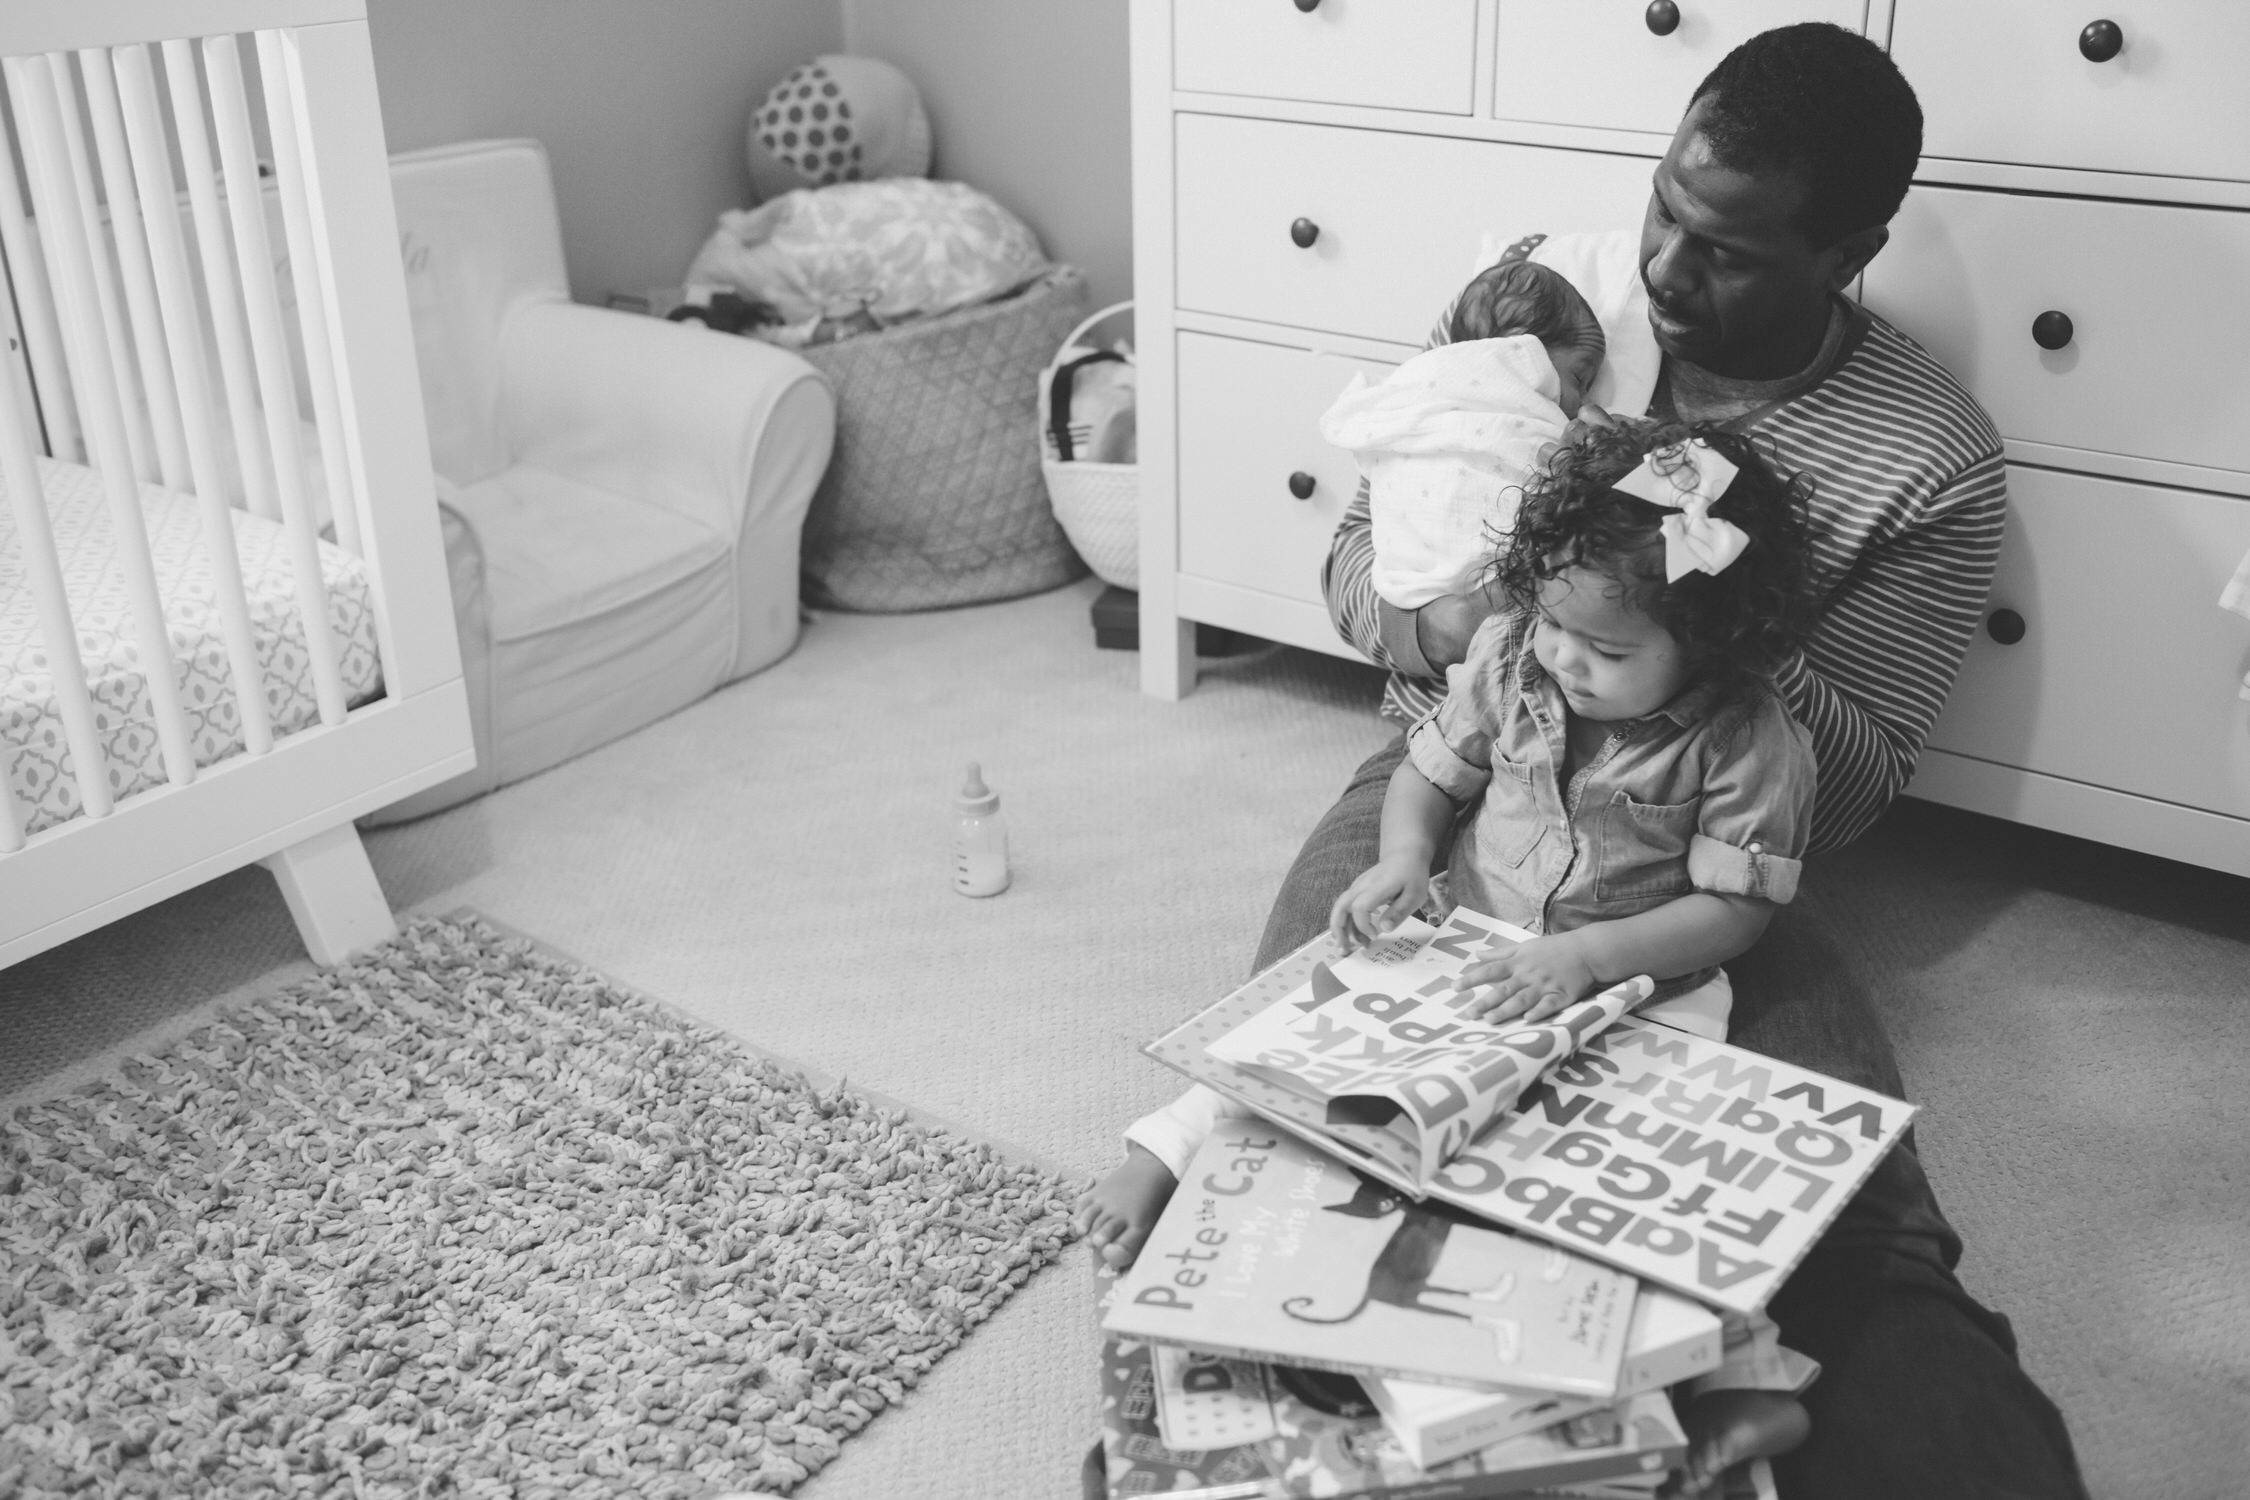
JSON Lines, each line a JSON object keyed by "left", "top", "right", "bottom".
{"left": 955, "top": 762, "right": 998, "bottom": 814}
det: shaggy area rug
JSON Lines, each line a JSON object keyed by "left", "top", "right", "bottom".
{"left": 0, "top": 915, "right": 1081, "bottom": 1498}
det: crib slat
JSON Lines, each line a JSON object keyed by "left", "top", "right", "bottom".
{"left": 202, "top": 33, "right": 346, "bottom": 727}
{"left": 78, "top": 48, "right": 191, "bottom": 494}
{"left": 7, "top": 52, "right": 199, "bottom": 792}
{"left": 115, "top": 42, "right": 274, "bottom": 757}
{"left": 0, "top": 108, "right": 81, "bottom": 462}
{"left": 46, "top": 54, "right": 159, "bottom": 486}
{"left": 159, "top": 39, "right": 280, "bottom": 526}
{"left": 254, "top": 30, "right": 362, "bottom": 561}
{"left": 0, "top": 363, "right": 115, "bottom": 833}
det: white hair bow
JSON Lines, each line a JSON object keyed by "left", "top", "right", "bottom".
{"left": 1611, "top": 439, "right": 1751, "bottom": 582}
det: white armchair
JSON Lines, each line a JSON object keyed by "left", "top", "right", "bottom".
{"left": 369, "top": 139, "right": 833, "bottom": 822}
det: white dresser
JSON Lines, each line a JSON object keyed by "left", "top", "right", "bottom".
{"left": 1127, "top": 0, "right": 2250, "bottom": 879}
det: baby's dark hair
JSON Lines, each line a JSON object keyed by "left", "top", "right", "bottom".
{"left": 1489, "top": 421, "right": 1818, "bottom": 704}
{"left": 1446, "top": 259, "right": 1604, "bottom": 364}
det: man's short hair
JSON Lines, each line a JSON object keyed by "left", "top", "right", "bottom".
{"left": 1689, "top": 23, "right": 1922, "bottom": 249}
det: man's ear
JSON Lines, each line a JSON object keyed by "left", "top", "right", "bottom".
{"left": 1823, "top": 225, "right": 1889, "bottom": 293}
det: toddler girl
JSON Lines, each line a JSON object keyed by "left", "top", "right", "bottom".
{"left": 1079, "top": 419, "right": 1823, "bottom": 1498}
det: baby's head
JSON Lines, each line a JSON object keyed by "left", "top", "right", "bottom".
{"left": 1488, "top": 421, "right": 1817, "bottom": 717}
{"left": 1453, "top": 259, "right": 1606, "bottom": 416}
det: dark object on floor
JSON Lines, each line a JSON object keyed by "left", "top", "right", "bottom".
{"left": 1091, "top": 585, "right": 1258, "bottom": 656}
{"left": 665, "top": 290, "right": 781, "bottom": 334}
{"left": 796, "top": 266, "right": 1091, "bottom": 612}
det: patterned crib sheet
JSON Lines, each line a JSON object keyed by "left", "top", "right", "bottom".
{"left": 1, "top": 457, "right": 382, "bottom": 837}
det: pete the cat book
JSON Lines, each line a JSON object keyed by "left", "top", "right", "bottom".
{"left": 1101, "top": 1128, "right": 1633, "bottom": 1397}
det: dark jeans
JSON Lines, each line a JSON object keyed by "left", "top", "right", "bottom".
{"left": 1237, "top": 735, "right": 2089, "bottom": 1500}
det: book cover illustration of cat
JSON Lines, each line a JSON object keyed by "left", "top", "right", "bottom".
{"left": 1103, "top": 1128, "right": 1633, "bottom": 1396}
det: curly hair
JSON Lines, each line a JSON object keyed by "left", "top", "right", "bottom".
{"left": 1690, "top": 23, "right": 1922, "bottom": 250}
{"left": 1487, "top": 421, "right": 1818, "bottom": 705}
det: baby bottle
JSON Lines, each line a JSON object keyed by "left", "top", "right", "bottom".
{"left": 951, "top": 762, "right": 1011, "bottom": 897}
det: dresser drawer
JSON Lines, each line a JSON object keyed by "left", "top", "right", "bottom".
{"left": 1862, "top": 186, "right": 2250, "bottom": 478}
{"left": 1924, "top": 467, "right": 2250, "bottom": 819}
{"left": 1174, "top": 0, "right": 1477, "bottom": 114}
{"left": 1892, "top": 2, "right": 2250, "bottom": 183}
{"left": 1177, "top": 332, "right": 1393, "bottom": 607}
{"left": 1175, "top": 114, "right": 1653, "bottom": 347}
{"left": 1492, "top": 0, "right": 1862, "bottom": 136}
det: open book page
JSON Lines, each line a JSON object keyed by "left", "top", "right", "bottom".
{"left": 1146, "top": 920, "right": 1917, "bottom": 1317}
{"left": 1202, "top": 909, "right": 1653, "bottom": 1190}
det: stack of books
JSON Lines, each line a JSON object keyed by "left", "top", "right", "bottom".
{"left": 1093, "top": 908, "right": 1917, "bottom": 1499}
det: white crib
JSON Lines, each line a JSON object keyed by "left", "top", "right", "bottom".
{"left": 0, "top": 1, "right": 473, "bottom": 968}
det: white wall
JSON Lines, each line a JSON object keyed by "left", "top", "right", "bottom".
{"left": 368, "top": 0, "right": 845, "bottom": 303}
{"left": 842, "top": 0, "right": 1133, "bottom": 311}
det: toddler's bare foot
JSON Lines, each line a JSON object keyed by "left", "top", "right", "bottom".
{"left": 1661, "top": 1389, "right": 1809, "bottom": 1499}
{"left": 1072, "top": 1145, "right": 1178, "bottom": 1270}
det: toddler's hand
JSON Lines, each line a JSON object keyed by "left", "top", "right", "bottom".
{"left": 1330, "top": 857, "right": 1431, "bottom": 954}
{"left": 1455, "top": 934, "right": 1597, "bottom": 1023}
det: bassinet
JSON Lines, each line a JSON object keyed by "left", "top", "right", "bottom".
{"left": 0, "top": 2, "right": 473, "bottom": 967}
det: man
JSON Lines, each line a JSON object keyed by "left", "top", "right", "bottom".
{"left": 1262, "top": 22, "right": 2087, "bottom": 1499}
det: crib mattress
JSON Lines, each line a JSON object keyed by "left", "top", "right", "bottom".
{"left": 1, "top": 457, "right": 382, "bottom": 837}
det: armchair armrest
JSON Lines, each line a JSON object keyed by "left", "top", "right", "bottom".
{"left": 495, "top": 299, "right": 834, "bottom": 547}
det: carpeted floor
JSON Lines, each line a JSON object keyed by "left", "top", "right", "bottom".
{"left": 4, "top": 574, "right": 2246, "bottom": 1498}
{"left": 0, "top": 915, "right": 1077, "bottom": 1497}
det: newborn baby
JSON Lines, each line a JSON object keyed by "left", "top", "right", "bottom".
{"left": 1322, "top": 249, "right": 1636, "bottom": 610}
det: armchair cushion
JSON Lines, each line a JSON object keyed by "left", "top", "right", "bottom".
{"left": 362, "top": 139, "right": 834, "bottom": 824}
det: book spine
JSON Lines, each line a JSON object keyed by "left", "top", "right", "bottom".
{"left": 1329, "top": 1448, "right": 1680, "bottom": 1500}
{"left": 1122, "top": 1328, "right": 1536, "bottom": 1399}
{"left": 1388, "top": 1399, "right": 1591, "bottom": 1471}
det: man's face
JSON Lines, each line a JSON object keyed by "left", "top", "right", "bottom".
{"left": 1639, "top": 96, "right": 1881, "bottom": 381}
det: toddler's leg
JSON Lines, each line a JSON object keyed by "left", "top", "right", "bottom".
{"left": 1072, "top": 1144, "right": 1179, "bottom": 1270}
{"left": 1663, "top": 1389, "right": 1810, "bottom": 1499}
{"left": 1077, "top": 1084, "right": 1236, "bottom": 1268}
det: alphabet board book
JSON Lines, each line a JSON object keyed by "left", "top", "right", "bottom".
{"left": 1144, "top": 909, "right": 1917, "bottom": 1316}
{"left": 1101, "top": 1129, "right": 1634, "bottom": 1397}
{"left": 1202, "top": 920, "right": 1653, "bottom": 1193}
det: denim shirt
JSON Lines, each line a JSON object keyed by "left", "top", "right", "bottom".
{"left": 1407, "top": 614, "right": 1815, "bottom": 993}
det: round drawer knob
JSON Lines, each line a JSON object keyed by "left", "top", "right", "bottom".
{"left": 1287, "top": 471, "right": 1318, "bottom": 500}
{"left": 2032, "top": 310, "right": 2075, "bottom": 351}
{"left": 1294, "top": 0, "right": 1322, "bottom": 11}
{"left": 1986, "top": 608, "right": 2027, "bottom": 646}
{"left": 1645, "top": 1, "right": 1681, "bottom": 36}
{"left": 1289, "top": 216, "right": 1320, "bottom": 249}
{"left": 2078, "top": 19, "right": 2123, "bottom": 62}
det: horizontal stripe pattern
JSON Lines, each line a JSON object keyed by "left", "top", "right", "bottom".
{"left": 1323, "top": 300, "right": 2004, "bottom": 854}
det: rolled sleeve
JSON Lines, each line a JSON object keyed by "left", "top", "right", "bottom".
{"left": 1689, "top": 835, "right": 1804, "bottom": 904}
{"left": 1407, "top": 715, "right": 1490, "bottom": 803}
{"left": 1687, "top": 693, "right": 1817, "bottom": 906}
{"left": 1406, "top": 623, "right": 1520, "bottom": 803}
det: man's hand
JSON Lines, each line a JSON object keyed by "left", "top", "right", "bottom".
{"left": 1414, "top": 587, "right": 1499, "bottom": 673}
{"left": 1455, "top": 933, "right": 1599, "bottom": 1023}
{"left": 1330, "top": 855, "right": 1433, "bottom": 954}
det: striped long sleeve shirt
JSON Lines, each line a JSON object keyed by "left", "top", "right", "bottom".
{"left": 1325, "top": 276, "right": 2007, "bottom": 855}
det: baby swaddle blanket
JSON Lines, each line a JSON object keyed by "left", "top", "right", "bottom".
{"left": 1322, "top": 228, "right": 1663, "bottom": 611}
{"left": 1321, "top": 336, "right": 1564, "bottom": 609}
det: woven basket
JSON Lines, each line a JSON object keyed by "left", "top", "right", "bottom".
{"left": 795, "top": 265, "right": 1091, "bottom": 611}
{"left": 1039, "top": 300, "right": 1139, "bottom": 589}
